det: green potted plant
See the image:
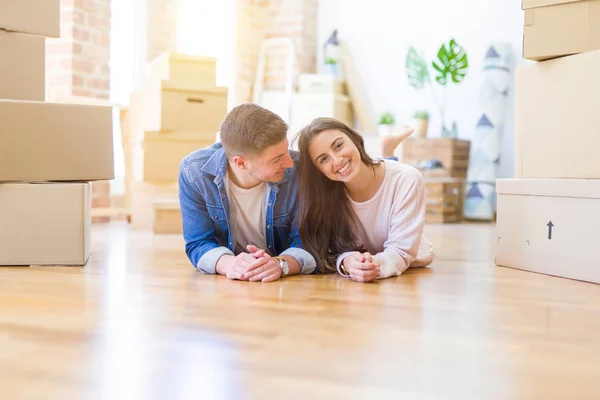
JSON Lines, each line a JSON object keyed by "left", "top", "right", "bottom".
{"left": 323, "top": 57, "right": 338, "bottom": 75}
{"left": 412, "top": 110, "right": 430, "bottom": 138}
{"left": 405, "top": 38, "right": 469, "bottom": 137}
{"left": 377, "top": 112, "right": 396, "bottom": 136}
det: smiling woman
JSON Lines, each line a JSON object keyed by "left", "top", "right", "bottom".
{"left": 294, "top": 117, "right": 435, "bottom": 283}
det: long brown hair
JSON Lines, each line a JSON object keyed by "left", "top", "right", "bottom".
{"left": 293, "top": 118, "right": 380, "bottom": 273}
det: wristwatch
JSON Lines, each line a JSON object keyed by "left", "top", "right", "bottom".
{"left": 274, "top": 256, "right": 289, "bottom": 277}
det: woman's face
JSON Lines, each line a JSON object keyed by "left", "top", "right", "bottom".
{"left": 307, "top": 129, "right": 362, "bottom": 183}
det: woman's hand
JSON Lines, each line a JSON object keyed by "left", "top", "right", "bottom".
{"left": 341, "top": 252, "right": 380, "bottom": 283}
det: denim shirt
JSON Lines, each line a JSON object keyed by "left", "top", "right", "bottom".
{"left": 178, "top": 142, "right": 317, "bottom": 275}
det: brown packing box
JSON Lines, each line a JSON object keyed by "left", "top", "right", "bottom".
{"left": 132, "top": 131, "right": 215, "bottom": 182}
{"left": 153, "top": 198, "right": 182, "bottom": 234}
{"left": 0, "top": 183, "right": 91, "bottom": 266}
{"left": 0, "top": 0, "right": 60, "bottom": 37}
{"left": 522, "top": 0, "right": 600, "bottom": 61}
{"left": 0, "top": 30, "right": 45, "bottom": 101}
{"left": 130, "top": 181, "right": 179, "bottom": 229}
{"left": 495, "top": 178, "right": 600, "bottom": 284}
{"left": 148, "top": 52, "right": 218, "bottom": 85}
{"left": 130, "top": 80, "right": 228, "bottom": 132}
{"left": 515, "top": 50, "right": 600, "bottom": 178}
{"left": 0, "top": 100, "right": 114, "bottom": 182}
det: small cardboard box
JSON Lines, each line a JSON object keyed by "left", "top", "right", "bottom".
{"left": 153, "top": 198, "right": 182, "bottom": 234}
{"left": 130, "top": 80, "right": 228, "bottom": 132}
{"left": 495, "top": 178, "right": 600, "bottom": 284}
{"left": 0, "top": 183, "right": 91, "bottom": 266}
{"left": 522, "top": 0, "right": 600, "bottom": 61}
{"left": 515, "top": 50, "right": 600, "bottom": 178}
{"left": 0, "top": 30, "right": 45, "bottom": 101}
{"left": 0, "top": 100, "right": 114, "bottom": 182}
{"left": 130, "top": 181, "right": 179, "bottom": 230}
{"left": 132, "top": 131, "right": 215, "bottom": 182}
{"left": 148, "top": 52, "right": 217, "bottom": 85}
{"left": 0, "top": 0, "right": 60, "bottom": 37}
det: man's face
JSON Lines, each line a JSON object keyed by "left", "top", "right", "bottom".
{"left": 246, "top": 138, "right": 295, "bottom": 183}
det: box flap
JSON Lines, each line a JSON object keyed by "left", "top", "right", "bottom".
{"left": 159, "top": 80, "right": 228, "bottom": 95}
{"left": 522, "top": 0, "right": 584, "bottom": 9}
{"left": 497, "top": 178, "right": 600, "bottom": 199}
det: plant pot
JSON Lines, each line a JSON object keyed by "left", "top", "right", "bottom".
{"left": 377, "top": 124, "right": 394, "bottom": 136}
{"left": 413, "top": 118, "right": 429, "bottom": 138}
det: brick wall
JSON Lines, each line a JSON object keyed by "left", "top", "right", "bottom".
{"left": 234, "top": 0, "right": 318, "bottom": 104}
{"left": 46, "top": 0, "right": 113, "bottom": 222}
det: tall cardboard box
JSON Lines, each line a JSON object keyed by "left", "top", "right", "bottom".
{"left": 148, "top": 52, "right": 217, "bottom": 85}
{"left": 0, "top": 0, "right": 60, "bottom": 37}
{"left": 0, "top": 100, "right": 114, "bottom": 182}
{"left": 130, "top": 181, "right": 179, "bottom": 229}
{"left": 515, "top": 49, "right": 600, "bottom": 178}
{"left": 131, "top": 131, "right": 215, "bottom": 182}
{"left": 0, "top": 30, "right": 45, "bottom": 101}
{"left": 130, "top": 80, "right": 228, "bottom": 132}
{"left": 0, "top": 183, "right": 91, "bottom": 266}
{"left": 495, "top": 178, "right": 600, "bottom": 284}
{"left": 522, "top": 0, "right": 600, "bottom": 61}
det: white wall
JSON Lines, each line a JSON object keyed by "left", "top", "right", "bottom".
{"left": 317, "top": 0, "right": 529, "bottom": 178}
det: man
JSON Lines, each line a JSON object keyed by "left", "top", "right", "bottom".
{"left": 179, "top": 103, "right": 413, "bottom": 283}
{"left": 178, "top": 103, "right": 315, "bottom": 282}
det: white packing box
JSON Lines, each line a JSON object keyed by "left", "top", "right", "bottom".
{"left": 0, "top": 30, "right": 45, "bottom": 101}
{"left": 298, "top": 73, "right": 346, "bottom": 94}
{"left": 495, "top": 178, "right": 600, "bottom": 284}
{"left": 522, "top": 0, "right": 600, "bottom": 61}
{"left": 148, "top": 52, "right": 218, "bottom": 85}
{"left": 0, "top": 0, "right": 60, "bottom": 37}
{"left": 515, "top": 49, "right": 600, "bottom": 179}
{"left": 0, "top": 183, "right": 91, "bottom": 266}
{"left": 0, "top": 100, "right": 114, "bottom": 182}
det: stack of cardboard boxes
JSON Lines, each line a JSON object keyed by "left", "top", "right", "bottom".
{"left": 496, "top": 0, "right": 600, "bottom": 284}
{"left": 127, "top": 52, "right": 228, "bottom": 234}
{"left": 0, "top": 1, "right": 114, "bottom": 266}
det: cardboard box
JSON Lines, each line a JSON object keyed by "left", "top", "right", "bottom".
{"left": 130, "top": 80, "right": 228, "bottom": 132}
{"left": 522, "top": 0, "right": 600, "bottom": 61}
{"left": 0, "top": 100, "right": 114, "bottom": 182}
{"left": 515, "top": 50, "right": 600, "bottom": 178}
{"left": 0, "top": 0, "right": 60, "bottom": 37}
{"left": 0, "top": 183, "right": 91, "bottom": 266}
{"left": 298, "top": 74, "right": 346, "bottom": 95}
{"left": 153, "top": 198, "right": 182, "bottom": 234}
{"left": 0, "top": 30, "right": 45, "bottom": 101}
{"left": 495, "top": 178, "right": 600, "bottom": 284}
{"left": 424, "top": 177, "right": 465, "bottom": 223}
{"left": 148, "top": 52, "right": 217, "bottom": 85}
{"left": 291, "top": 93, "right": 354, "bottom": 133}
{"left": 131, "top": 181, "right": 179, "bottom": 229}
{"left": 132, "top": 131, "right": 215, "bottom": 182}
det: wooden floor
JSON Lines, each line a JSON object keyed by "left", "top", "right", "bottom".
{"left": 2, "top": 221, "right": 600, "bottom": 400}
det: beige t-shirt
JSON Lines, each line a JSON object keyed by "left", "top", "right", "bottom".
{"left": 227, "top": 178, "right": 268, "bottom": 255}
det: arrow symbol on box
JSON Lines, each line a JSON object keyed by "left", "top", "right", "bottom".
{"left": 547, "top": 221, "right": 554, "bottom": 240}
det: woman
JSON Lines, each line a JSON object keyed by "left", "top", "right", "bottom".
{"left": 294, "top": 117, "right": 435, "bottom": 283}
